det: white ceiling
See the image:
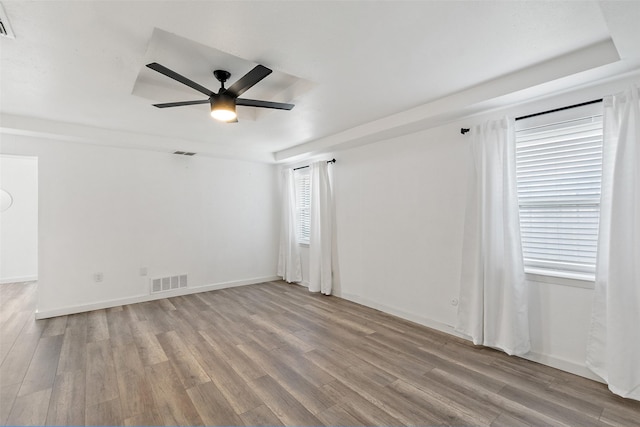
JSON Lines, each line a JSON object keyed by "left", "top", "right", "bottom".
{"left": 1, "top": 1, "right": 639, "bottom": 163}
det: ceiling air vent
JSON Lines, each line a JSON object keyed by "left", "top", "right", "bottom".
{"left": 0, "top": 3, "right": 15, "bottom": 39}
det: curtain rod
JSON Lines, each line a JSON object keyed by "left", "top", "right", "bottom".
{"left": 460, "top": 98, "right": 603, "bottom": 135}
{"left": 293, "top": 158, "right": 336, "bottom": 171}
{"left": 515, "top": 98, "right": 602, "bottom": 121}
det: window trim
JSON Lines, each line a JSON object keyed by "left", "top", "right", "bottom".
{"left": 525, "top": 271, "right": 594, "bottom": 289}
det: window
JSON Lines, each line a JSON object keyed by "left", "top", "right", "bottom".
{"left": 294, "top": 168, "right": 310, "bottom": 244}
{"left": 515, "top": 102, "right": 603, "bottom": 280}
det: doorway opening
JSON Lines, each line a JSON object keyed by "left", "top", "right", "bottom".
{"left": 0, "top": 154, "right": 38, "bottom": 288}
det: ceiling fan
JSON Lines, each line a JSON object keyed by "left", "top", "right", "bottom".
{"left": 146, "top": 62, "right": 294, "bottom": 122}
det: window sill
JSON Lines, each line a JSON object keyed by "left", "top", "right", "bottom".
{"left": 298, "top": 242, "right": 309, "bottom": 248}
{"left": 525, "top": 268, "right": 594, "bottom": 289}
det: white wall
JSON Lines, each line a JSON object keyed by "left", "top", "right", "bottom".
{"left": 304, "top": 76, "right": 640, "bottom": 381}
{"left": 0, "top": 133, "right": 280, "bottom": 317}
{"left": 330, "top": 124, "right": 468, "bottom": 327}
{"left": 0, "top": 155, "right": 38, "bottom": 284}
{"left": 527, "top": 278, "right": 595, "bottom": 377}
{"left": 317, "top": 120, "right": 599, "bottom": 380}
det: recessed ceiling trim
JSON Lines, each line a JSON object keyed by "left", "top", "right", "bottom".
{"left": 274, "top": 39, "right": 623, "bottom": 162}
{"left": 0, "top": 114, "right": 275, "bottom": 163}
{"left": 133, "top": 29, "right": 310, "bottom": 124}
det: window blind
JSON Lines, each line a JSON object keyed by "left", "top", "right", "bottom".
{"left": 515, "top": 102, "right": 603, "bottom": 278}
{"left": 295, "top": 170, "right": 311, "bottom": 244}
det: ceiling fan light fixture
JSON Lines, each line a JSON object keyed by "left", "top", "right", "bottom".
{"left": 210, "top": 95, "right": 237, "bottom": 122}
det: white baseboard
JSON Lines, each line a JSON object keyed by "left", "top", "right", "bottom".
{"left": 0, "top": 275, "right": 38, "bottom": 285}
{"left": 521, "top": 351, "right": 604, "bottom": 383}
{"left": 339, "top": 292, "right": 466, "bottom": 339}
{"left": 339, "top": 292, "right": 603, "bottom": 383}
{"left": 35, "top": 275, "right": 280, "bottom": 319}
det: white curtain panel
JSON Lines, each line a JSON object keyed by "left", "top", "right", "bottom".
{"left": 587, "top": 87, "right": 640, "bottom": 401}
{"left": 456, "top": 117, "right": 530, "bottom": 356}
{"left": 277, "top": 169, "right": 302, "bottom": 283}
{"left": 309, "top": 161, "right": 333, "bottom": 295}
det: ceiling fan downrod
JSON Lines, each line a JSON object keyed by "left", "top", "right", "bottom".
{"left": 213, "top": 70, "right": 231, "bottom": 90}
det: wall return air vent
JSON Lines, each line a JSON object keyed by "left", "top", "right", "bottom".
{"left": 0, "top": 3, "right": 15, "bottom": 39}
{"left": 150, "top": 274, "right": 188, "bottom": 294}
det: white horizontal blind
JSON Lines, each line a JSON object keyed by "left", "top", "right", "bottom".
{"left": 515, "top": 102, "right": 603, "bottom": 278}
{"left": 294, "top": 169, "right": 310, "bottom": 244}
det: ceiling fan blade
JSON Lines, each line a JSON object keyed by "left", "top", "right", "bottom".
{"left": 226, "top": 65, "right": 272, "bottom": 98}
{"left": 152, "top": 99, "right": 210, "bottom": 108}
{"left": 236, "top": 98, "right": 295, "bottom": 110}
{"left": 146, "top": 62, "right": 214, "bottom": 97}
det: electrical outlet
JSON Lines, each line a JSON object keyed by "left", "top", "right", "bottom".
{"left": 93, "top": 273, "right": 103, "bottom": 283}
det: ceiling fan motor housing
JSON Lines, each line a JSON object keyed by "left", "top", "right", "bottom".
{"left": 211, "top": 93, "right": 235, "bottom": 108}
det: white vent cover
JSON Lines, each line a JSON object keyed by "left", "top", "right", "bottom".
{"left": 0, "top": 3, "right": 15, "bottom": 39}
{"left": 150, "top": 274, "right": 187, "bottom": 294}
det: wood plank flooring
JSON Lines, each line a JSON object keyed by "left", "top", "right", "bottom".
{"left": 1, "top": 280, "right": 640, "bottom": 426}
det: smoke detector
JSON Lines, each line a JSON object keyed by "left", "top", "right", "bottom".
{"left": 0, "top": 3, "right": 15, "bottom": 39}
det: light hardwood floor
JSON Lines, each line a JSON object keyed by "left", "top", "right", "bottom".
{"left": 1, "top": 280, "right": 639, "bottom": 426}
